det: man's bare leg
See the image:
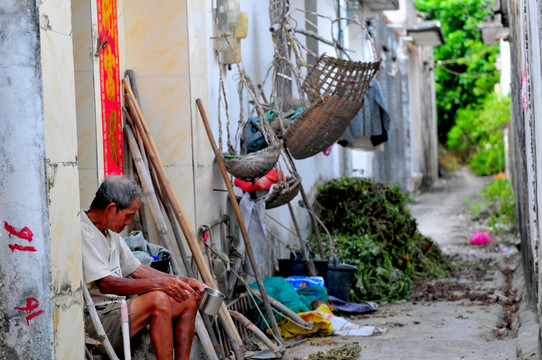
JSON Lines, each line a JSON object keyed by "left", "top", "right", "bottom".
{"left": 172, "top": 296, "right": 197, "bottom": 360}
{"left": 130, "top": 291, "right": 197, "bottom": 360}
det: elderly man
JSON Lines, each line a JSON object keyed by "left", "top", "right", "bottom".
{"left": 82, "top": 175, "right": 206, "bottom": 360}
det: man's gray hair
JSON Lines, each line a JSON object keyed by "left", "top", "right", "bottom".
{"left": 89, "top": 175, "right": 142, "bottom": 210}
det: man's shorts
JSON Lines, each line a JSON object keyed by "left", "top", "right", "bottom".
{"left": 85, "top": 298, "right": 133, "bottom": 354}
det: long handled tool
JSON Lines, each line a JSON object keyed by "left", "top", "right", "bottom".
{"left": 196, "top": 98, "right": 284, "bottom": 345}
{"left": 123, "top": 78, "right": 245, "bottom": 359}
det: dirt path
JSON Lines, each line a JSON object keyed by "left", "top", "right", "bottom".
{"left": 280, "top": 169, "right": 521, "bottom": 360}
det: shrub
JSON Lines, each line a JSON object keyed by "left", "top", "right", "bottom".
{"left": 447, "top": 92, "right": 510, "bottom": 176}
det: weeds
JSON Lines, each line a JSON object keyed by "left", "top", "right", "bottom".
{"left": 469, "top": 175, "right": 515, "bottom": 234}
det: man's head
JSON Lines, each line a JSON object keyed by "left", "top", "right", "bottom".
{"left": 89, "top": 175, "right": 142, "bottom": 233}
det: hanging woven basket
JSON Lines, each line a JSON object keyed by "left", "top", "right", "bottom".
{"left": 284, "top": 55, "right": 380, "bottom": 159}
{"left": 222, "top": 140, "right": 282, "bottom": 180}
{"left": 265, "top": 174, "right": 302, "bottom": 209}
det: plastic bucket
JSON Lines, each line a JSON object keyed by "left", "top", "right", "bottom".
{"left": 326, "top": 262, "right": 356, "bottom": 301}
{"left": 277, "top": 256, "right": 328, "bottom": 279}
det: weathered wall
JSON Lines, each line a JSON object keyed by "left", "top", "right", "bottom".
{"left": 370, "top": 13, "right": 411, "bottom": 190}
{"left": 0, "top": 2, "right": 54, "bottom": 357}
{"left": 0, "top": 0, "right": 83, "bottom": 358}
{"left": 505, "top": 0, "right": 539, "bottom": 309}
{"left": 413, "top": 45, "right": 439, "bottom": 187}
{"left": 505, "top": 0, "right": 542, "bottom": 351}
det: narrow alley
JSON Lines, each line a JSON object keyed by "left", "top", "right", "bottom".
{"left": 280, "top": 169, "right": 538, "bottom": 360}
{"left": 3, "top": 0, "right": 542, "bottom": 358}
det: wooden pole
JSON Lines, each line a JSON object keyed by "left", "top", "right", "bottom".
{"left": 285, "top": 149, "right": 326, "bottom": 259}
{"left": 287, "top": 203, "right": 317, "bottom": 277}
{"left": 230, "top": 311, "right": 283, "bottom": 357}
{"left": 122, "top": 78, "right": 245, "bottom": 358}
{"left": 196, "top": 98, "right": 284, "bottom": 344}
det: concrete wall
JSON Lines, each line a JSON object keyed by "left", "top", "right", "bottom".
{"left": 504, "top": 0, "right": 542, "bottom": 350}
{"left": 0, "top": 0, "right": 84, "bottom": 358}
{"left": 506, "top": 0, "right": 539, "bottom": 308}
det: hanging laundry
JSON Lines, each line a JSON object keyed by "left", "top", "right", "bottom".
{"left": 338, "top": 79, "right": 390, "bottom": 148}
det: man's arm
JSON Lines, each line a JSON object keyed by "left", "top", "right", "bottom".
{"left": 130, "top": 265, "right": 208, "bottom": 300}
{"left": 95, "top": 265, "right": 196, "bottom": 302}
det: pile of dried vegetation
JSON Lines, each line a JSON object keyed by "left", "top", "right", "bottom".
{"left": 313, "top": 177, "right": 451, "bottom": 302}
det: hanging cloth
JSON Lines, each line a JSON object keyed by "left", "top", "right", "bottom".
{"left": 338, "top": 79, "right": 390, "bottom": 149}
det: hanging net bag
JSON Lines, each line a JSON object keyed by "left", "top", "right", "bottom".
{"left": 272, "top": 9, "right": 381, "bottom": 159}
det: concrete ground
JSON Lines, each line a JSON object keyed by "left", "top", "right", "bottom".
{"left": 274, "top": 169, "right": 540, "bottom": 360}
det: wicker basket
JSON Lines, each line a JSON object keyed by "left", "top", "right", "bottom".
{"left": 284, "top": 56, "right": 380, "bottom": 159}
{"left": 223, "top": 141, "right": 282, "bottom": 180}
{"left": 265, "top": 175, "right": 301, "bottom": 209}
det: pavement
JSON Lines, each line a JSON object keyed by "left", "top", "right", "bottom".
{"left": 275, "top": 169, "right": 540, "bottom": 360}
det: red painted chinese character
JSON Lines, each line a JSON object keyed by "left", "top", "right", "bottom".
{"left": 4, "top": 221, "right": 37, "bottom": 252}
{"left": 14, "top": 297, "right": 44, "bottom": 325}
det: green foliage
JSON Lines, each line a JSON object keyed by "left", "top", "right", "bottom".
{"left": 470, "top": 177, "right": 516, "bottom": 233}
{"left": 415, "top": 0, "right": 500, "bottom": 143}
{"left": 313, "top": 177, "right": 450, "bottom": 302}
{"left": 447, "top": 92, "right": 510, "bottom": 175}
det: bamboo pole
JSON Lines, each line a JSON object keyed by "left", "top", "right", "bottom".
{"left": 122, "top": 78, "right": 244, "bottom": 358}
{"left": 229, "top": 311, "right": 283, "bottom": 357}
{"left": 125, "top": 123, "right": 220, "bottom": 360}
{"left": 196, "top": 98, "right": 284, "bottom": 344}
{"left": 287, "top": 203, "right": 317, "bottom": 277}
{"left": 124, "top": 123, "right": 182, "bottom": 274}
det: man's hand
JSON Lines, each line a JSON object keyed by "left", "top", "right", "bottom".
{"left": 180, "top": 277, "right": 208, "bottom": 302}
{"left": 152, "top": 277, "right": 197, "bottom": 303}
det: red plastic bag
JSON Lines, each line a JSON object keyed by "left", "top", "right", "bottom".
{"left": 234, "top": 169, "right": 284, "bottom": 192}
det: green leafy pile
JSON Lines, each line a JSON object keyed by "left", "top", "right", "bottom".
{"left": 313, "top": 177, "right": 450, "bottom": 302}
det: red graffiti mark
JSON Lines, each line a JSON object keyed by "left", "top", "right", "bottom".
{"left": 25, "top": 310, "right": 44, "bottom": 325}
{"left": 14, "top": 297, "right": 39, "bottom": 312}
{"left": 4, "top": 221, "right": 36, "bottom": 252}
{"left": 14, "top": 298, "right": 43, "bottom": 325}
{"left": 4, "top": 221, "right": 33, "bottom": 241}
{"left": 8, "top": 244, "right": 37, "bottom": 252}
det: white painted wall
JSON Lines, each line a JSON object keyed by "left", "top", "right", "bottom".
{"left": 203, "top": 0, "right": 348, "bottom": 274}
